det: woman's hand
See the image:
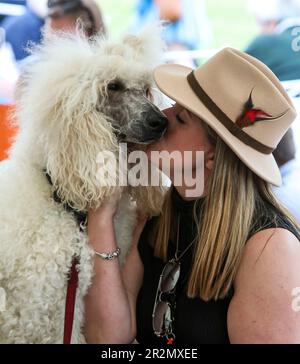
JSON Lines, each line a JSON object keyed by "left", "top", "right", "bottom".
{"left": 87, "top": 193, "right": 148, "bottom": 250}
{"left": 87, "top": 193, "right": 121, "bottom": 250}
{"left": 88, "top": 192, "right": 120, "bottom": 222}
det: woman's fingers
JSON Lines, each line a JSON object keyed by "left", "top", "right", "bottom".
{"left": 88, "top": 193, "right": 121, "bottom": 224}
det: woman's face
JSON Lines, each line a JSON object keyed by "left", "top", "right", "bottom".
{"left": 146, "top": 103, "right": 215, "bottom": 187}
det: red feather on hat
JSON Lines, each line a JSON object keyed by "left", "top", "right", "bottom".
{"left": 236, "top": 89, "right": 281, "bottom": 128}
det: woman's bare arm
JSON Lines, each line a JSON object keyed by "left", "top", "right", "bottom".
{"left": 228, "top": 228, "right": 300, "bottom": 344}
{"left": 83, "top": 198, "right": 146, "bottom": 344}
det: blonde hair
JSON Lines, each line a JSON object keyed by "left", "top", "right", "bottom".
{"left": 154, "top": 122, "right": 300, "bottom": 301}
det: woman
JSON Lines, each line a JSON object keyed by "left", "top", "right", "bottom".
{"left": 84, "top": 47, "right": 300, "bottom": 344}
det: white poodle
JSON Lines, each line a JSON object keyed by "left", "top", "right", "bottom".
{"left": 0, "top": 28, "right": 167, "bottom": 343}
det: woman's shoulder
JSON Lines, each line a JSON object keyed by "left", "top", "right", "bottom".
{"left": 235, "top": 226, "right": 300, "bottom": 297}
{"left": 229, "top": 227, "right": 300, "bottom": 343}
{"left": 245, "top": 200, "right": 300, "bottom": 267}
{"left": 248, "top": 201, "right": 300, "bottom": 242}
{"left": 245, "top": 227, "right": 300, "bottom": 262}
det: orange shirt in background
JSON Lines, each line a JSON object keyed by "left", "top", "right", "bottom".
{"left": 0, "top": 105, "right": 18, "bottom": 160}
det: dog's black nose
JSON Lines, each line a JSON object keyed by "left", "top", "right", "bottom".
{"left": 146, "top": 114, "right": 168, "bottom": 132}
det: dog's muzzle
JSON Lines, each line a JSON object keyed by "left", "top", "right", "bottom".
{"left": 120, "top": 103, "right": 168, "bottom": 145}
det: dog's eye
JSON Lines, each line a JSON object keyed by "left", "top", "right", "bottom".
{"left": 107, "top": 81, "right": 123, "bottom": 92}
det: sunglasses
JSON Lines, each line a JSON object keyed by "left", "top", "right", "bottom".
{"left": 152, "top": 258, "right": 181, "bottom": 343}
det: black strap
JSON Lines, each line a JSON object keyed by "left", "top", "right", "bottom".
{"left": 44, "top": 171, "right": 87, "bottom": 231}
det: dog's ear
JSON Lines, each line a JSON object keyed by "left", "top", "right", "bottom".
{"left": 44, "top": 106, "right": 122, "bottom": 211}
{"left": 122, "top": 24, "right": 166, "bottom": 67}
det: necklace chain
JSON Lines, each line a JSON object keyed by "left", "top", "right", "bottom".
{"left": 174, "top": 213, "right": 195, "bottom": 261}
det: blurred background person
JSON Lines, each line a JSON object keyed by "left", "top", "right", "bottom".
{"left": 129, "top": 0, "right": 212, "bottom": 66}
{"left": 1, "top": 0, "right": 106, "bottom": 64}
{"left": 273, "top": 128, "right": 300, "bottom": 223}
{"left": 0, "top": 0, "right": 46, "bottom": 62}
{"left": 245, "top": 0, "right": 300, "bottom": 81}
{"left": 47, "top": 0, "right": 106, "bottom": 37}
{"left": 0, "top": 0, "right": 106, "bottom": 104}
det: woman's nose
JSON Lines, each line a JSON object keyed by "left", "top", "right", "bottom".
{"left": 162, "top": 105, "right": 175, "bottom": 116}
{"left": 162, "top": 105, "right": 176, "bottom": 124}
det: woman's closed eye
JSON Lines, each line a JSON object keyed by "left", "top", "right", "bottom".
{"left": 176, "top": 114, "right": 185, "bottom": 124}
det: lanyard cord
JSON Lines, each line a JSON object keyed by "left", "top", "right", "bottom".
{"left": 174, "top": 212, "right": 195, "bottom": 262}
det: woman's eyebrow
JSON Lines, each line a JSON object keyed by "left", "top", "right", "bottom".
{"left": 174, "top": 103, "right": 184, "bottom": 113}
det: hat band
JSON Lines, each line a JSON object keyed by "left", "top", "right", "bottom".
{"left": 187, "top": 71, "right": 274, "bottom": 155}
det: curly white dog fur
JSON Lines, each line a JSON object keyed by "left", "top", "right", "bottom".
{"left": 0, "top": 28, "right": 167, "bottom": 343}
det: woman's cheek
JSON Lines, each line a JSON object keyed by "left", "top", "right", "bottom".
{"left": 146, "top": 139, "right": 164, "bottom": 156}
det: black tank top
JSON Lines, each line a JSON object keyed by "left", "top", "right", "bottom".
{"left": 136, "top": 187, "right": 300, "bottom": 345}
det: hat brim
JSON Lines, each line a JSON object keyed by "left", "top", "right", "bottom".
{"left": 154, "top": 64, "right": 282, "bottom": 186}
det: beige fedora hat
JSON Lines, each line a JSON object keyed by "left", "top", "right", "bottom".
{"left": 154, "top": 47, "right": 297, "bottom": 186}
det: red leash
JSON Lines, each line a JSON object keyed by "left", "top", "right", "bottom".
{"left": 44, "top": 171, "right": 85, "bottom": 344}
{"left": 63, "top": 257, "right": 79, "bottom": 344}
